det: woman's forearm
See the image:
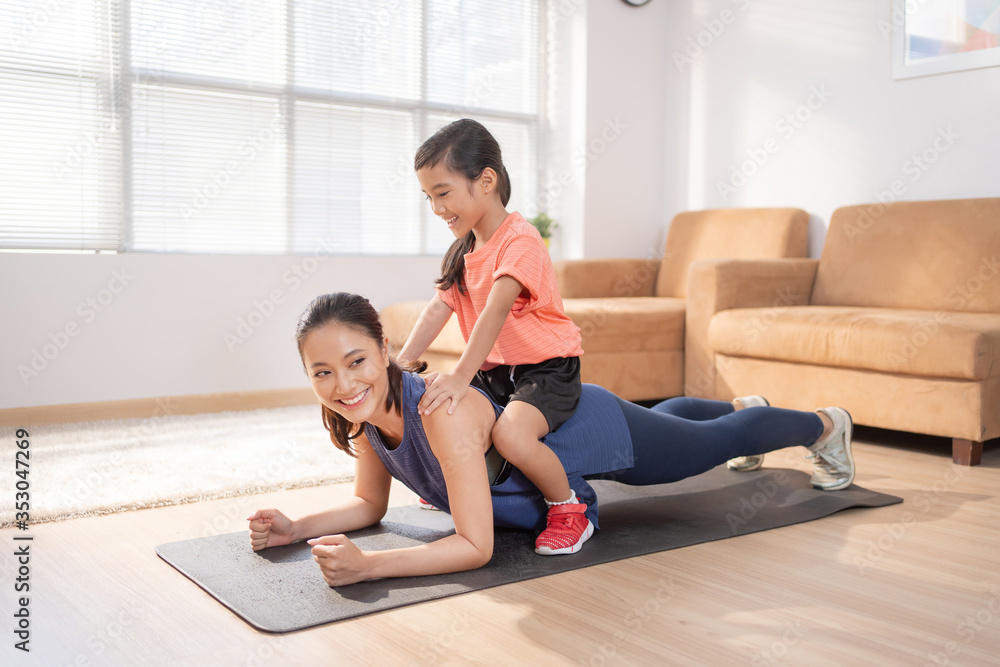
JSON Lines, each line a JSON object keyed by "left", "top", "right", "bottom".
{"left": 292, "top": 496, "right": 385, "bottom": 542}
{"left": 366, "top": 532, "right": 492, "bottom": 579}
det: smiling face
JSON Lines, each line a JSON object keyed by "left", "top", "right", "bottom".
{"left": 416, "top": 161, "right": 488, "bottom": 240}
{"left": 300, "top": 321, "right": 391, "bottom": 425}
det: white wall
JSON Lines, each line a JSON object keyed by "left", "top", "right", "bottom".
{"left": 582, "top": 0, "right": 672, "bottom": 260}
{"left": 667, "top": 0, "right": 1000, "bottom": 256}
{"left": 0, "top": 253, "right": 439, "bottom": 409}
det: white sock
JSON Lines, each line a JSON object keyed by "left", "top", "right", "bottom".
{"left": 545, "top": 490, "right": 577, "bottom": 507}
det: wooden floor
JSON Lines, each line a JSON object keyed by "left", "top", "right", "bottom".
{"left": 6, "top": 429, "right": 1000, "bottom": 666}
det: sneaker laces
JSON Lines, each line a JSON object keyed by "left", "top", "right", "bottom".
{"left": 547, "top": 511, "right": 578, "bottom": 530}
{"left": 805, "top": 446, "right": 848, "bottom": 474}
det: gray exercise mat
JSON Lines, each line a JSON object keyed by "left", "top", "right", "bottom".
{"left": 156, "top": 466, "right": 901, "bottom": 633}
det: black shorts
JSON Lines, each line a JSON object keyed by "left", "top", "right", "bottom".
{"left": 471, "top": 356, "right": 582, "bottom": 433}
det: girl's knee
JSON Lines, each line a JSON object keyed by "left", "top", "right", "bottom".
{"left": 491, "top": 421, "right": 537, "bottom": 461}
{"left": 491, "top": 418, "right": 518, "bottom": 446}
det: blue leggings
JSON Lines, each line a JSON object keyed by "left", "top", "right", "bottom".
{"left": 603, "top": 397, "right": 824, "bottom": 486}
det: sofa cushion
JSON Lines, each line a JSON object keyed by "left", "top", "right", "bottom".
{"left": 813, "top": 198, "right": 1000, "bottom": 312}
{"left": 708, "top": 306, "right": 1000, "bottom": 380}
{"left": 563, "top": 297, "right": 686, "bottom": 354}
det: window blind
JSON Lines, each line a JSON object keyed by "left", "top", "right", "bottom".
{"left": 0, "top": 0, "right": 122, "bottom": 251}
{"left": 0, "top": 0, "right": 541, "bottom": 255}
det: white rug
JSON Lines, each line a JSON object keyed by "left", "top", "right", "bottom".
{"left": 0, "top": 405, "right": 355, "bottom": 527}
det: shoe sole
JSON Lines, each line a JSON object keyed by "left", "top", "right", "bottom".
{"left": 813, "top": 408, "right": 855, "bottom": 491}
{"left": 727, "top": 396, "right": 769, "bottom": 472}
{"left": 735, "top": 395, "right": 770, "bottom": 410}
{"left": 535, "top": 520, "right": 595, "bottom": 556}
{"left": 727, "top": 456, "right": 764, "bottom": 472}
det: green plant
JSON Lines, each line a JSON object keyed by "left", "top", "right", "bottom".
{"left": 529, "top": 212, "right": 556, "bottom": 240}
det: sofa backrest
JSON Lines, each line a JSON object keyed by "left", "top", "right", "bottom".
{"left": 655, "top": 207, "right": 809, "bottom": 298}
{"left": 812, "top": 198, "right": 1000, "bottom": 313}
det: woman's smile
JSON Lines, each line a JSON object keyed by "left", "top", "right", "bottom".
{"left": 300, "top": 321, "right": 394, "bottom": 429}
{"left": 338, "top": 387, "right": 370, "bottom": 409}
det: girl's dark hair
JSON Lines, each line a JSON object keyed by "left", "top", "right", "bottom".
{"left": 414, "top": 118, "right": 511, "bottom": 295}
{"left": 295, "top": 292, "right": 427, "bottom": 456}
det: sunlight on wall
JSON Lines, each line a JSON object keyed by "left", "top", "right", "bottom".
{"left": 691, "top": 0, "right": 712, "bottom": 17}
{"left": 719, "top": 77, "right": 872, "bottom": 207}
{"left": 683, "top": 0, "right": 925, "bottom": 214}
{"left": 544, "top": 0, "right": 588, "bottom": 260}
{"left": 743, "top": 0, "right": 872, "bottom": 58}
{"left": 685, "top": 58, "right": 710, "bottom": 210}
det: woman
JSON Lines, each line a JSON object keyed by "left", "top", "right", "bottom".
{"left": 247, "top": 293, "right": 855, "bottom": 587}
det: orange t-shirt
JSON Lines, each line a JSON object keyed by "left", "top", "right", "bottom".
{"left": 437, "top": 211, "right": 584, "bottom": 367}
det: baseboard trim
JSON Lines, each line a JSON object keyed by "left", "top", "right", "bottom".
{"left": 0, "top": 388, "right": 318, "bottom": 428}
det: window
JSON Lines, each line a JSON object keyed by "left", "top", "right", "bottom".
{"left": 0, "top": 0, "right": 541, "bottom": 254}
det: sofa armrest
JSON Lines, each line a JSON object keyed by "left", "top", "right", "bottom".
{"left": 380, "top": 300, "right": 465, "bottom": 356}
{"left": 552, "top": 258, "right": 659, "bottom": 298}
{"left": 684, "top": 258, "right": 819, "bottom": 398}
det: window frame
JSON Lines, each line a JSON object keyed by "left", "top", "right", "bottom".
{"left": 2, "top": 0, "right": 545, "bottom": 256}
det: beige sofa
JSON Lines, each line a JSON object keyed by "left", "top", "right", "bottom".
{"left": 687, "top": 197, "right": 1000, "bottom": 465}
{"left": 381, "top": 207, "right": 809, "bottom": 401}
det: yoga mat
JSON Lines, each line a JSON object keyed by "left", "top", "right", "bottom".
{"left": 156, "top": 466, "right": 901, "bottom": 632}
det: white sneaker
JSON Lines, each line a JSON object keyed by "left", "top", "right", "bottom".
{"left": 806, "top": 407, "right": 856, "bottom": 491}
{"left": 727, "top": 396, "right": 769, "bottom": 472}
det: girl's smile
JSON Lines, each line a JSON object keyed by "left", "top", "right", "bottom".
{"left": 416, "top": 161, "right": 507, "bottom": 245}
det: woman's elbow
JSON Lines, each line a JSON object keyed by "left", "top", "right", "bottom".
{"left": 357, "top": 498, "right": 388, "bottom": 526}
{"left": 454, "top": 533, "right": 493, "bottom": 571}
{"left": 471, "top": 539, "right": 494, "bottom": 569}
{"left": 368, "top": 504, "right": 388, "bottom": 525}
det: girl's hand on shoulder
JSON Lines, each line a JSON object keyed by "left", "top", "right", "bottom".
{"left": 246, "top": 509, "right": 295, "bottom": 551}
{"left": 308, "top": 535, "right": 371, "bottom": 586}
{"left": 418, "top": 371, "right": 469, "bottom": 415}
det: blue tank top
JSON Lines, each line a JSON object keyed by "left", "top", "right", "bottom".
{"left": 364, "top": 371, "right": 633, "bottom": 531}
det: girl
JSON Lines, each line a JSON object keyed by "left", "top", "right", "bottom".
{"left": 396, "top": 119, "right": 589, "bottom": 555}
{"left": 246, "top": 293, "right": 856, "bottom": 587}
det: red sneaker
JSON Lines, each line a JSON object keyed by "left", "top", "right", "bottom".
{"left": 418, "top": 497, "right": 440, "bottom": 511}
{"left": 535, "top": 502, "right": 594, "bottom": 555}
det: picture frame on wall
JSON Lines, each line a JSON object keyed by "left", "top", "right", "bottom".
{"left": 891, "top": 0, "right": 1000, "bottom": 79}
